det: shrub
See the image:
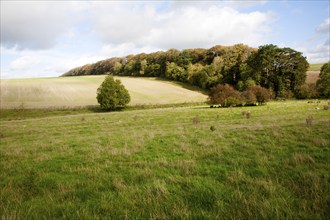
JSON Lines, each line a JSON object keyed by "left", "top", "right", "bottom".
{"left": 208, "top": 84, "right": 243, "bottom": 107}
{"left": 96, "top": 75, "right": 130, "bottom": 110}
{"left": 247, "top": 86, "right": 271, "bottom": 105}
{"left": 242, "top": 90, "right": 257, "bottom": 106}
{"left": 295, "top": 84, "right": 318, "bottom": 99}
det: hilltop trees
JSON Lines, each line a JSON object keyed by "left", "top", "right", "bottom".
{"left": 96, "top": 75, "right": 130, "bottom": 110}
{"left": 63, "top": 43, "right": 311, "bottom": 99}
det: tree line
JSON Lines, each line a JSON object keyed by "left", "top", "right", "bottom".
{"left": 62, "top": 44, "right": 329, "bottom": 99}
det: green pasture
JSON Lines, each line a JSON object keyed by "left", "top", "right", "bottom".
{"left": 308, "top": 63, "right": 324, "bottom": 71}
{"left": 1, "top": 100, "right": 329, "bottom": 219}
{"left": 0, "top": 76, "right": 207, "bottom": 109}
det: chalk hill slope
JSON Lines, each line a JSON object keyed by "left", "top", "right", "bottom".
{"left": 0, "top": 76, "right": 207, "bottom": 109}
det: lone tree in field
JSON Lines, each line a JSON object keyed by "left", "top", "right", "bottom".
{"left": 96, "top": 75, "right": 130, "bottom": 110}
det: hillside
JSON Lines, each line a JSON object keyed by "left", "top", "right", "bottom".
{"left": 0, "top": 76, "right": 207, "bottom": 109}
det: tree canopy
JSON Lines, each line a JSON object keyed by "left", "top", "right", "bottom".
{"left": 244, "top": 44, "right": 309, "bottom": 98}
{"left": 63, "top": 44, "right": 311, "bottom": 99}
{"left": 317, "top": 62, "right": 330, "bottom": 98}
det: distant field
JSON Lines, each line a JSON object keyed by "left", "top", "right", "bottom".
{"left": 308, "top": 63, "right": 324, "bottom": 71}
{"left": 1, "top": 100, "right": 329, "bottom": 219}
{"left": 0, "top": 76, "right": 207, "bottom": 109}
{"left": 306, "top": 71, "right": 320, "bottom": 84}
{"left": 305, "top": 63, "right": 324, "bottom": 84}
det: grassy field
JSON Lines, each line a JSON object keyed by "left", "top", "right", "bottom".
{"left": 0, "top": 76, "right": 207, "bottom": 109}
{"left": 1, "top": 100, "right": 329, "bottom": 219}
{"left": 308, "top": 63, "right": 325, "bottom": 71}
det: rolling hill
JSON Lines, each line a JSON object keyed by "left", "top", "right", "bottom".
{"left": 0, "top": 76, "right": 207, "bottom": 109}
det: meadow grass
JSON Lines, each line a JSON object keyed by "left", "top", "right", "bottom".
{"left": 0, "top": 76, "right": 207, "bottom": 109}
{"left": 308, "top": 63, "right": 325, "bottom": 71}
{"left": 0, "top": 100, "right": 329, "bottom": 219}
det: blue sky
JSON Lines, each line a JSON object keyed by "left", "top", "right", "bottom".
{"left": 1, "top": 0, "right": 329, "bottom": 79}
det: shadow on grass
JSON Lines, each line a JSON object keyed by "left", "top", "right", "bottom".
{"left": 150, "top": 77, "right": 209, "bottom": 95}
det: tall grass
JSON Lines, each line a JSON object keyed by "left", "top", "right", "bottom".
{"left": 1, "top": 100, "right": 329, "bottom": 219}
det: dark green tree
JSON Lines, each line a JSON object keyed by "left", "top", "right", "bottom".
{"left": 96, "top": 75, "right": 130, "bottom": 110}
{"left": 246, "top": 44, "right": 309, "bottom": 98}
{"left": 317, "top": 62, "right": 330, "bottom": 98}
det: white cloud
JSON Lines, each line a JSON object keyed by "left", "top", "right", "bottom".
{"left": 101, "top": 43, "right": 162, "bottom": 57}
{"left": 306, "top": 18, "right": 330, "bottom": 63}
{"left": 316, "top": 18, "right": 330, "bottom": 34}
{"left": 1, "top": 1, "right": 275, "bottom": 79}
{"left": 305, "top": 42, "right": 330, "bottom": 64}
{"left": 1, "top": 0, "right": 329, "bottom": 79}
{"left": 52, "top": 55, "right": 107, "bottom": 74}
{"left": 90, "top": 3, "right": 273, "bottom": 50}
{"left": 0, "top": 1, "right": 77, "bottom": 50}
{"left": 169, "top": 0, "right": 267, "bottom": 10}
{"left": 10, "top": 56, "right": 40, "bottom": 70}
{"left": 148, "top": 7, "right": 272, "bottom": 49}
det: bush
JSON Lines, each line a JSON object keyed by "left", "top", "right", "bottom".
{"left": 96, "top": 75, "right": 130, "bottom": 110}
{"left": 247, "top": 86, "right": 271, "bottom": 105}
{"left": 208, "top": 84, "right": 243, "bottom": 107}
{"left": 242, "top": 90, "right": 257, "bottom": 106}
{"left": 295, "top": 84, "right": 318, "bottom": 99}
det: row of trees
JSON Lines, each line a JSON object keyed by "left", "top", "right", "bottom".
{"left": 63, "top": 44, "right": 329, "bottom": 99}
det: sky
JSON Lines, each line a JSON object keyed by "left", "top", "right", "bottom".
{"left": 1, "top": 0, "right": 329, "bottom": 79}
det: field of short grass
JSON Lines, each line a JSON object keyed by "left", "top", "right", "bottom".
{"left": 308, "top": 63, "right": 325, "bottom": 71}
{"left": 1, "top": 100, "right": 329, "bottom": 219}
{"left": 0, "top": 76, "right": 207, "bottom": 109}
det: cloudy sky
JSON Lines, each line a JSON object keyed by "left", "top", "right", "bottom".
{"left": 1, "top": 0, "right": 329, "bottom": 79}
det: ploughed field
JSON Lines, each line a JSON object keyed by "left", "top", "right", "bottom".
{"left": 1, "top": 100, "right": 329, "bottom": 219}
{"left": 0, "top": 76, "right": 207, "bottom": 109}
